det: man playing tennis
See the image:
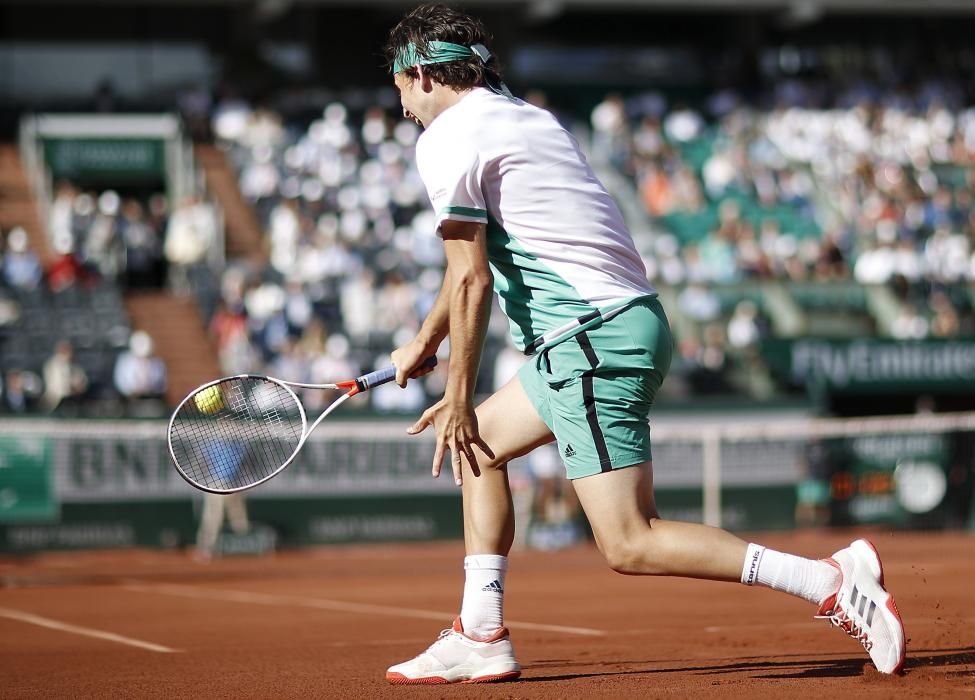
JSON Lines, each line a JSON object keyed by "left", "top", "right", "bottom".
{"left": 386, "top": 3, "right": 906, "bottom": 683}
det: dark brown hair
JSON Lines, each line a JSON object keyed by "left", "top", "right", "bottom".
{"left": 383, "top": 3, "right": 503, "bottom": 90}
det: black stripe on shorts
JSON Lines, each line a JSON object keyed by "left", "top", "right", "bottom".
{"left": 576, "top": 331, "right": 612, "bottom": 472}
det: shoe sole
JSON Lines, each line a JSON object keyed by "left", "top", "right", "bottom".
{"left": 386, "top": 670, "right": 520, "bottom": 685}
{"left": 852, "top": 539, "right": 907, "bottom": 675}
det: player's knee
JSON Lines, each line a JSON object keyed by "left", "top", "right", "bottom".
{"left": 600, "top": 538, "right": 662, "bottom": 576}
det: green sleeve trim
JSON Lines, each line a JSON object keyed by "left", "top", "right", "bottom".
{"left": 441, "top": 205, "right": 488, "bottom": 219}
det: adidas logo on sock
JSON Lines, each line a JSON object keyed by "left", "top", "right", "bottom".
{"left": 564, "top": 444, "right": 576, "bottom": 458}
{"left": 481, "top": 579, "right": 504, "bottom": 593}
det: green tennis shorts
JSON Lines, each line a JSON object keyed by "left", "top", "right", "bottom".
{"left": 517, "top": 297, "right": 673, "bottom": 480}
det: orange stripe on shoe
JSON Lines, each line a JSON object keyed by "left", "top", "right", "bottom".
{"left": 386, "top": 673, "right": 449, "bottom": 685}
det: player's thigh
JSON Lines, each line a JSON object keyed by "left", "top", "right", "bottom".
{"left": 474, "top": 373, "right": 554, "bottom": 469}
{"left": 571, "top": 461, "right": 658, "bottom": 549}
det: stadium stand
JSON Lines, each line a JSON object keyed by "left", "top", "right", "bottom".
{"left": 3, "top": 18, "right": 975, "bottom": 413}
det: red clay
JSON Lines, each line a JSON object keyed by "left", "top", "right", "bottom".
{"left": 1, "top": 530, "right": 973, "bottom": 699}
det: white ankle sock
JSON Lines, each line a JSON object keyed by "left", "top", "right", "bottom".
{"left": 741, "top": 543, "right": 840, "bottom": 606}
{"left": 460, "top": 554, "right": 507, "bottom": 638}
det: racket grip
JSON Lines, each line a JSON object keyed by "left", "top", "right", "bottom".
{"left": 354, "top": 356, "right": 437, "bottom": 394}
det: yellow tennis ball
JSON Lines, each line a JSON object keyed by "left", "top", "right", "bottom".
{"left": 194, "top": 385, "right": 224, "bottom": 415}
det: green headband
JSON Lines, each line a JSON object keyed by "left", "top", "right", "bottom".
{"left": 392, "top": 40, "right": 491, "bottom": 74}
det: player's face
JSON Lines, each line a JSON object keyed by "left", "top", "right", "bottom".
{"left": 394, "top": 71, "right": 425, "bottom": 128}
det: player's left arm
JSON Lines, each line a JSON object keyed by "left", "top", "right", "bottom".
{"left": 408, "top": 219, "right": 495, "bottom": 484}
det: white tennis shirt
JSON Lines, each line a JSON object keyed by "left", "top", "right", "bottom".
{"left": 415, "top": 87, "right": 655, "bottom": 352}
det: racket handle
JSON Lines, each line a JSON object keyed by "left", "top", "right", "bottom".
{"left": 353, "top": 356, "right": 438, "bottom": 394}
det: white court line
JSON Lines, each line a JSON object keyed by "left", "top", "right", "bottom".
{"left": 122, "top": 582, "right": 606, "bottom": 637}
{"left": 0, "top": 607, "right": 180, "bottom": 653}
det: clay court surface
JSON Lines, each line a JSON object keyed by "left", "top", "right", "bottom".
{"left": 1, "top": 530, "right": 973, "bottom": 699}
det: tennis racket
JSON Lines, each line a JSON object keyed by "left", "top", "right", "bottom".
{"left": 167, "top": 357, "right": 437, "bottom": 494}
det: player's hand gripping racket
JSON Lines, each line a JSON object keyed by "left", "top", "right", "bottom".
{"left": 168, "top": 357, "right": 437, "bottom": 494}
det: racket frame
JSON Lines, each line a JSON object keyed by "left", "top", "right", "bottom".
{"left": 167, "top": 376, "right": 352, "bottom": 494}
{"left": 167, "top": 357, "right": 435, "bottom": 494}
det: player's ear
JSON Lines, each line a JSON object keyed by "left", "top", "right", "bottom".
{"left": 417, "top": 65, "right": 433, "bottom": 93}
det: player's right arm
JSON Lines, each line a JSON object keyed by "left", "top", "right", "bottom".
{"left": 392, "top": 264, "right": 452, "bottom": 387}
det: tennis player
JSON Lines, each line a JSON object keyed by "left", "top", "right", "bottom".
{"left": 385, "top": 3, "right": 906, "bottom": 683}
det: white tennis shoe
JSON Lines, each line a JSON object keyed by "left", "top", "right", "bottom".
{"left": 816, "top": 539, "right": 906, "bottom": 674}
{"left": 386, "top": 617, "right": 521, "bottom": 684}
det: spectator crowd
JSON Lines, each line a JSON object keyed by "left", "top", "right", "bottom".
{"left": 5, "top": 54, "right": 975, "bottom": 414}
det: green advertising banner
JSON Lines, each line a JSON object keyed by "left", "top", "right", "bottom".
{"left": 0, "top": 435, "right": 56, "bottom": 523}
{"left": 43, "top": 137, "right": 166, "bottom": 181}
{"left": 762, "top": 338, "right": 975, "bottom": 394}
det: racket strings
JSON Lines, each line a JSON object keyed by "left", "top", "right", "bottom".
{"left": 170, "top": 378, "right": 305, "bottom": 491}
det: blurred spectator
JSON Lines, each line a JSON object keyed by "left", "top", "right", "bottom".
{"left": 306, "top": 332, "right": 358, "bottom": 411}
{"left": 238, "top": 145, "right": 280, "bottom": 204}
{"left": 727, "top": 300, "right": 763, "bottom": 350}
{"left": 677, "top": 282, "right": 721, "bottom": 323}
{"left": 590, "top": 93, "right": 627, "bottom": 165}
{"left": 812, "top": 231, "right": 849, "bottom": 280}
{"left": 165, "top": 194, "right": 218, "bottom": 293}
{"left": 639, "top": 163, "right": 674, "bottom": 217}
{"left": 92, "top": 78, "right": 118, "bottom": 112}
{"left": 0, "top": 293, "right": 19, "bottom": 328}
{"left": 525, "top": 443, "right": 582, "bottom": 550}
{"left": 177, "top": 83, "right": 213, "bottom": 140}
{"left": 2, "top": 227, "right": 42, "bottom": 290}
{"left": 41, "top": 340, "right": 89, "bottom": 413}
{"left": 890, "top": 303, "right": 929, "bottom": 339}
{"left": 48, "top": 182, "right": 78, "bottom": 255}
{"left": 853, "top": 239, "right": 893, "bottom": 284}
{"left": 113, "top": 330, "right": 167, "bottom": 401}
{"left": 679, "top": 324, "right": 733, "bottom": 395}
{"left": 195, "top": 492, "right": 250, "bottom": 562}
{"left": 929, "top": 291, "right": 961, "bottom": 338}
{"left": 268, "top": 198, "right": 301, "bottom": 276}
{"left": 46, "top": 252, "right": 89, "bottom": 293}
{"left": 209, "top": 296, "right": 257, "bottom": 375}
{"left": 85, "top": 190, "right": 124, "bottom": 278}
{"left": 664, "top": 103, "right": 704, "bottom": 143}
{"left": 2, "top": 369, "right": 39, "bottom": 414}
{"left": 119, "top": 199, "right": 164, "bottom": 288}
{"left": 375, "top": 271, "right": 419, "bottom": 333}
{"left": 267, "top": 335, "right": 307, "bottom": 385}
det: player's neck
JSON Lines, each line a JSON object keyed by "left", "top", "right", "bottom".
{"left": 427, "top": 86, "right": 475, "bottom": 125}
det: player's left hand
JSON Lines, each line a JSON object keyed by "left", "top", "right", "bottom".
{"left": 407, "top": 397, "right": 495, "bottom": 486}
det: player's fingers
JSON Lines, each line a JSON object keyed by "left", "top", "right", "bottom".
{"left": 407, "top": 412, "right": 431, "bottom": 435}
{"left": 432, "top": 440, "right": 445, "bottom": 478}
{"left": 462, "top": 442, "right": 481, "bottom": 478}
{"left": 451, "top": 449, "right": 464, "bottom": 486}
{"left": 409, "top": 364, "right": 434, "bottom": 379}
{"left": 391, "top": 357, "right": 408, "bottom": 388}
{"left": 474, "top": 436, "right": 495, "bottom": 462}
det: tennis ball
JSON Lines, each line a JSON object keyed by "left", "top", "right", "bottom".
{"left": 194, "top": 385, "right": 224, "bottom": 415}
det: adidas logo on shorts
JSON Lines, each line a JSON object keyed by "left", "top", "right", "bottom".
{"left": 564, "top": 444, "right": 576, "bottom": 458}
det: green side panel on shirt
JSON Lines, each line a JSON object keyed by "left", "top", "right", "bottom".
{"left": 485, "top": 216, "right": 595, "bottom": 349}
